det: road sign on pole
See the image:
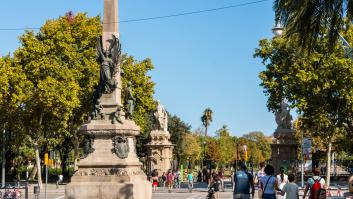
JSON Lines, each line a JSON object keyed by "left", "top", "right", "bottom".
{"left": 303, "top": 137, "right": 312, "bottom": 156}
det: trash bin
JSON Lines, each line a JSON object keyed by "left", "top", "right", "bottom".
{"left": 34, "top": 186, "right": 40, "bottom": 195}
{"left": 349, "top": 175, "right": 353, "bottom": 193}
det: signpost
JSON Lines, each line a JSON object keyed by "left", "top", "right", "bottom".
{"left": 302, "top": 137, "right": 312, "bottom": 187}
{"left": 44, "top": 153, "right": 48, "bottom": 199}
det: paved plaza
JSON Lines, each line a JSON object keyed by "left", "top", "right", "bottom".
{"left": 16, "top": 181, "right": 351, "bottom": 199}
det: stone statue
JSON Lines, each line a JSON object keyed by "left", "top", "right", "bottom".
{"left": 275, "top": 101, "right": 292, "bottom": 129}
{"left": 154, "top": 101, "right": 168, "bottom": 131}
{"left": 96, "top": 34, "right": 121, "bottom": 95}
{"left": 90, "top": 99, "right": 104, "bottom": 120}
{"left": 112, "top": 136, "right": 129, "bottom": 159}
{"left": 125, "top": 82, "right": 135, "bottom": 119}
{"left": 81, "top": 135, "right": 95, "bottom": 159}
{"left": 111, "top": 105, "right": 123, "bottom": 124}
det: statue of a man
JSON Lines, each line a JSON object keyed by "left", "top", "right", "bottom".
{"left": 275, "top": 101, "right": 292, "bottom": 129}
{"left": 125, "top": 82, "right": 135, "bottom": 119}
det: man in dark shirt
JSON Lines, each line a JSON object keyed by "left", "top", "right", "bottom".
{"left": 233, "top": 163, "right": 255, "bottom": 199}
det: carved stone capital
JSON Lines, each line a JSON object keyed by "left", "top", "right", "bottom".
{"left": 74, "top": 167, "right": 145, "bottom": 177}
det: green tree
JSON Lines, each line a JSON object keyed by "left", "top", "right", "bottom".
{"left": 201, "top": 108, "right": 213, "bottom": 137}
{"left": 242, "top": 131, "right": 271, "bottom": 164}
{"left": 168, "top": 113, "right": 192, "bottom": 164}
{"left": 216, "top": 125, "right": 236, "bottom": 165}
{"left": 254, "top": 28, "right": 353, "bottom": 186}
{"left": 205, "top": 137, "right": 222, "bottom": 165}
{"left": 11, "top": 12, "right": 103, "bottom": 185}
{"left": 121, "top": 56, "right": 155, "bottom": 132}
{"left": 274, "top": 0, "right": 353, "bottom": 48}
{"left": 180, "top": 133, "right": 202, "bottom": 164}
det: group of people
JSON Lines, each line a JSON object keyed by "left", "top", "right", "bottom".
{"left": 233, "top": 162, "right": 326, "bottom": 199}
{"left": 149, "top": 169, "right": 183, "bottom": 193}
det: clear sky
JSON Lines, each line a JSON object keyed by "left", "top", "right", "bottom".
{"left": 0, "top": 0, "right": 280, "bottom": 137}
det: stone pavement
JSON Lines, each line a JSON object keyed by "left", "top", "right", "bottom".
{"left": 15, "top": 181, "right": 352, "bottom": 199}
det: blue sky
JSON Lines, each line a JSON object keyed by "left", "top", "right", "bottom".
{"left": 0, "top": 0, "right": 280, "bottom": 137}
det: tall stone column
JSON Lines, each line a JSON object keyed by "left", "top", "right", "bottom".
{"left": 65, "top": 1, "right": 152, "bottom": 198}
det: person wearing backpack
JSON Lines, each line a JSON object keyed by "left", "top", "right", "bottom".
{"left": 303, "top": 168, "right": 326, "bottom": 199}
{"left": 233, "top": 163, "right": 255, "bottom": 199}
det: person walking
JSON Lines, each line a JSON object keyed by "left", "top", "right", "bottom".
{"left": 233, "top": 163, "right": 255, "bottom": 199}
{"left": 167, "top": 170, "right": 174, "bottom": 193}
{"left": 260, "top": 165, "right": 279, "bottom": 199}
{"left": 161, "top": 172, "right": 167, "bottom": 188}
{"left": 211, "top": 174, "right": 221, "bottom": 199}
{"left": 187, "top": 171, "right": 194, "bottom": 191}
{"left": 276, "top": 167, "right": 288, "bottom": 199}
{"left": 254, "top": 162, "right": 266, "bottom": 198}
{"left": 175, "top": 169, "right": 181, "bottom": 189}
{"left": 303, "top": 168, "right": 326, "bottom": 199}
{"left": 218, "top": 168, "right": 225, "bottom": 191}
{"left": 151, "top": 172, "right": 159, "bottom": 193}
{"left": 278, "top": 174, "right": 299, "bottom": 199}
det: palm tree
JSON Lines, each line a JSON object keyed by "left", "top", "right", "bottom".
{"left": 274, "top": 0, "right": 353, "bottom": 48}
{"left": 201, "top": 108, "right": 213, "bottom": 137}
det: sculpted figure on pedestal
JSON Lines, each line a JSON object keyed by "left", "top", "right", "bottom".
{"left": 275, "top": 101, "right": 292, "bottom": 129}
{"left": 96, "top": 34, "right": 121, "bottom": 94}
{"left": 154, "top": 101, "right": 168, "bottom": 132}
{"left": 125, "top": 82, "right": 135, "bottom": 119}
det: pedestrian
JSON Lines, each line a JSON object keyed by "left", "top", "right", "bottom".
{"left": 151, "top": 172, "right": 159, "bottom": 193}
{"left": 167, "top": 169, "right": 174, "bottom": 193}
{"left": 174, "top": 169, "right": 181, "bottom": 188}
{"left": 207, "top": 170, "right": 212, "bottom": 187}
{"left": 161, "top": 172, "right": 167, "bottom": 188}
{"left": 276, "top": 167, "right": 288, "bottom": 199}
{"left": 303, "top": 168, "right": 326, "bottom": 199}
{"left": 197, "top": 170, "right": 202, "bottom": 182}
{"left": 218, "top": 168, "right": 225, "bottom": 191}
{"left": 254, "top": 162, "right": 266, "bottom": 198}
{"left": 187, "top": 171, "right": 194, "bottom": 189}
{"left": 260, "top": 164, "right": 279, "bottom": 199}
{"left": 56, "top": 174, "right": 63, "bottom": 189}
{"left": 233, "top": 163, "right": 255, "bottom": 199}
{"left": 278, "top": 174, "right": 298, "bottom": 199}
{"left": 211, "top": 174, "right": 221, "bottom": 199}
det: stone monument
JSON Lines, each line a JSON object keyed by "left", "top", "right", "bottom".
{"left": 65, "top": 1, "right": 152, "bottom": 198}
{"left": 146, "top": 101, "right": 174, "bottom": 174}
{"left": 271, "top": 101, "right": 298, "bottom": 173}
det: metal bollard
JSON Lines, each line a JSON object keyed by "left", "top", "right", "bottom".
{"left": 34, "top": 186, "right": 40, "bottom": 199}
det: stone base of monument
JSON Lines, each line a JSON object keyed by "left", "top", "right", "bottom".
{"left": 66, "top": 178, "right": 151, "bottom": 199}
{"left": 65, "top": 119, "right": 152, "bottom": 199}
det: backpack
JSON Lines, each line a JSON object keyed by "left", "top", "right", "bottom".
{"left": 310, "top": 177, "right": 325, "bottom": 199}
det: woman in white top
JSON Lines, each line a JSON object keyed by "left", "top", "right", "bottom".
{"left": 276, "top": 167, "right": 288, "bottom": 199}
{"left": 260, "top": 165, "right": 279, "bottom": 199}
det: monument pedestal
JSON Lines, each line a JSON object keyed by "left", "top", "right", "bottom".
{"left": 146, "top": 130, "right": 174, "bottom": 174}
{"left": 271, "top": 128, "right": 298, "bottom": 173}
{"left": 65, "top": 119, "right": 152, "bottom": 199}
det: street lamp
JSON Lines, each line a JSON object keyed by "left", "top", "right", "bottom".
{"left": 202, "top": 140, "right": 206, "bottom": 182}
{"left": 272, "top": 22, "right": 284, "bottom": 37}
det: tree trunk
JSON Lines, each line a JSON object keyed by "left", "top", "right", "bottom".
{"left": 326, "top": 139, "right": 332, "bottom": 188}
{"left": 29, "top": 164, "right": 37, "bottom": 180}
{"left": 34, "top": 143, "right": 42, "bottom": 187}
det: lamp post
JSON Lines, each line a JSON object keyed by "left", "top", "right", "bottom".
{"left": 202, "top": 140, "right": 206, "bottom": 182}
